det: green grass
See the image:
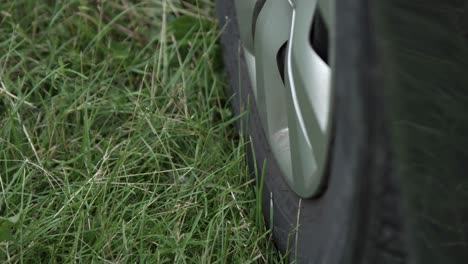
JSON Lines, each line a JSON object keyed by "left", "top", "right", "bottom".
{"left": 0, "top": 1, "right": 282, "bottom": 262}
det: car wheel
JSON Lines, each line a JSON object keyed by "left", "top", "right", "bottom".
{"left": 216, "top": 0, "right": 468, "bottom": 263}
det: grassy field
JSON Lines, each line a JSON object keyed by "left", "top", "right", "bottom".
{"left": 0, "top": 1, "right": 282, "bottom": 262}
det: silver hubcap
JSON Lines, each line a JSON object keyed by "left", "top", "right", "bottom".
{"left": 235, "top": 0, "right": 335, "bottom": 198}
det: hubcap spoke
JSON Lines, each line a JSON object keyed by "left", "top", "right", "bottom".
{"left": 284, "top": 0, "right": 332, "bottom": 197}
{"left": 234, "top": 0, "right": 333, "bottom": 198}
{"left": 254, "top": 2, "right": 292, "bottom": 134}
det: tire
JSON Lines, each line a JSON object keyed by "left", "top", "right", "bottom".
{"left": 216, "top": 0, "right": 468, "bottom": 263}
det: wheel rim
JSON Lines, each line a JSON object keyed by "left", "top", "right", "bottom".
{"left": 234, "top": 0, "right": 335, "bottom": 198}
